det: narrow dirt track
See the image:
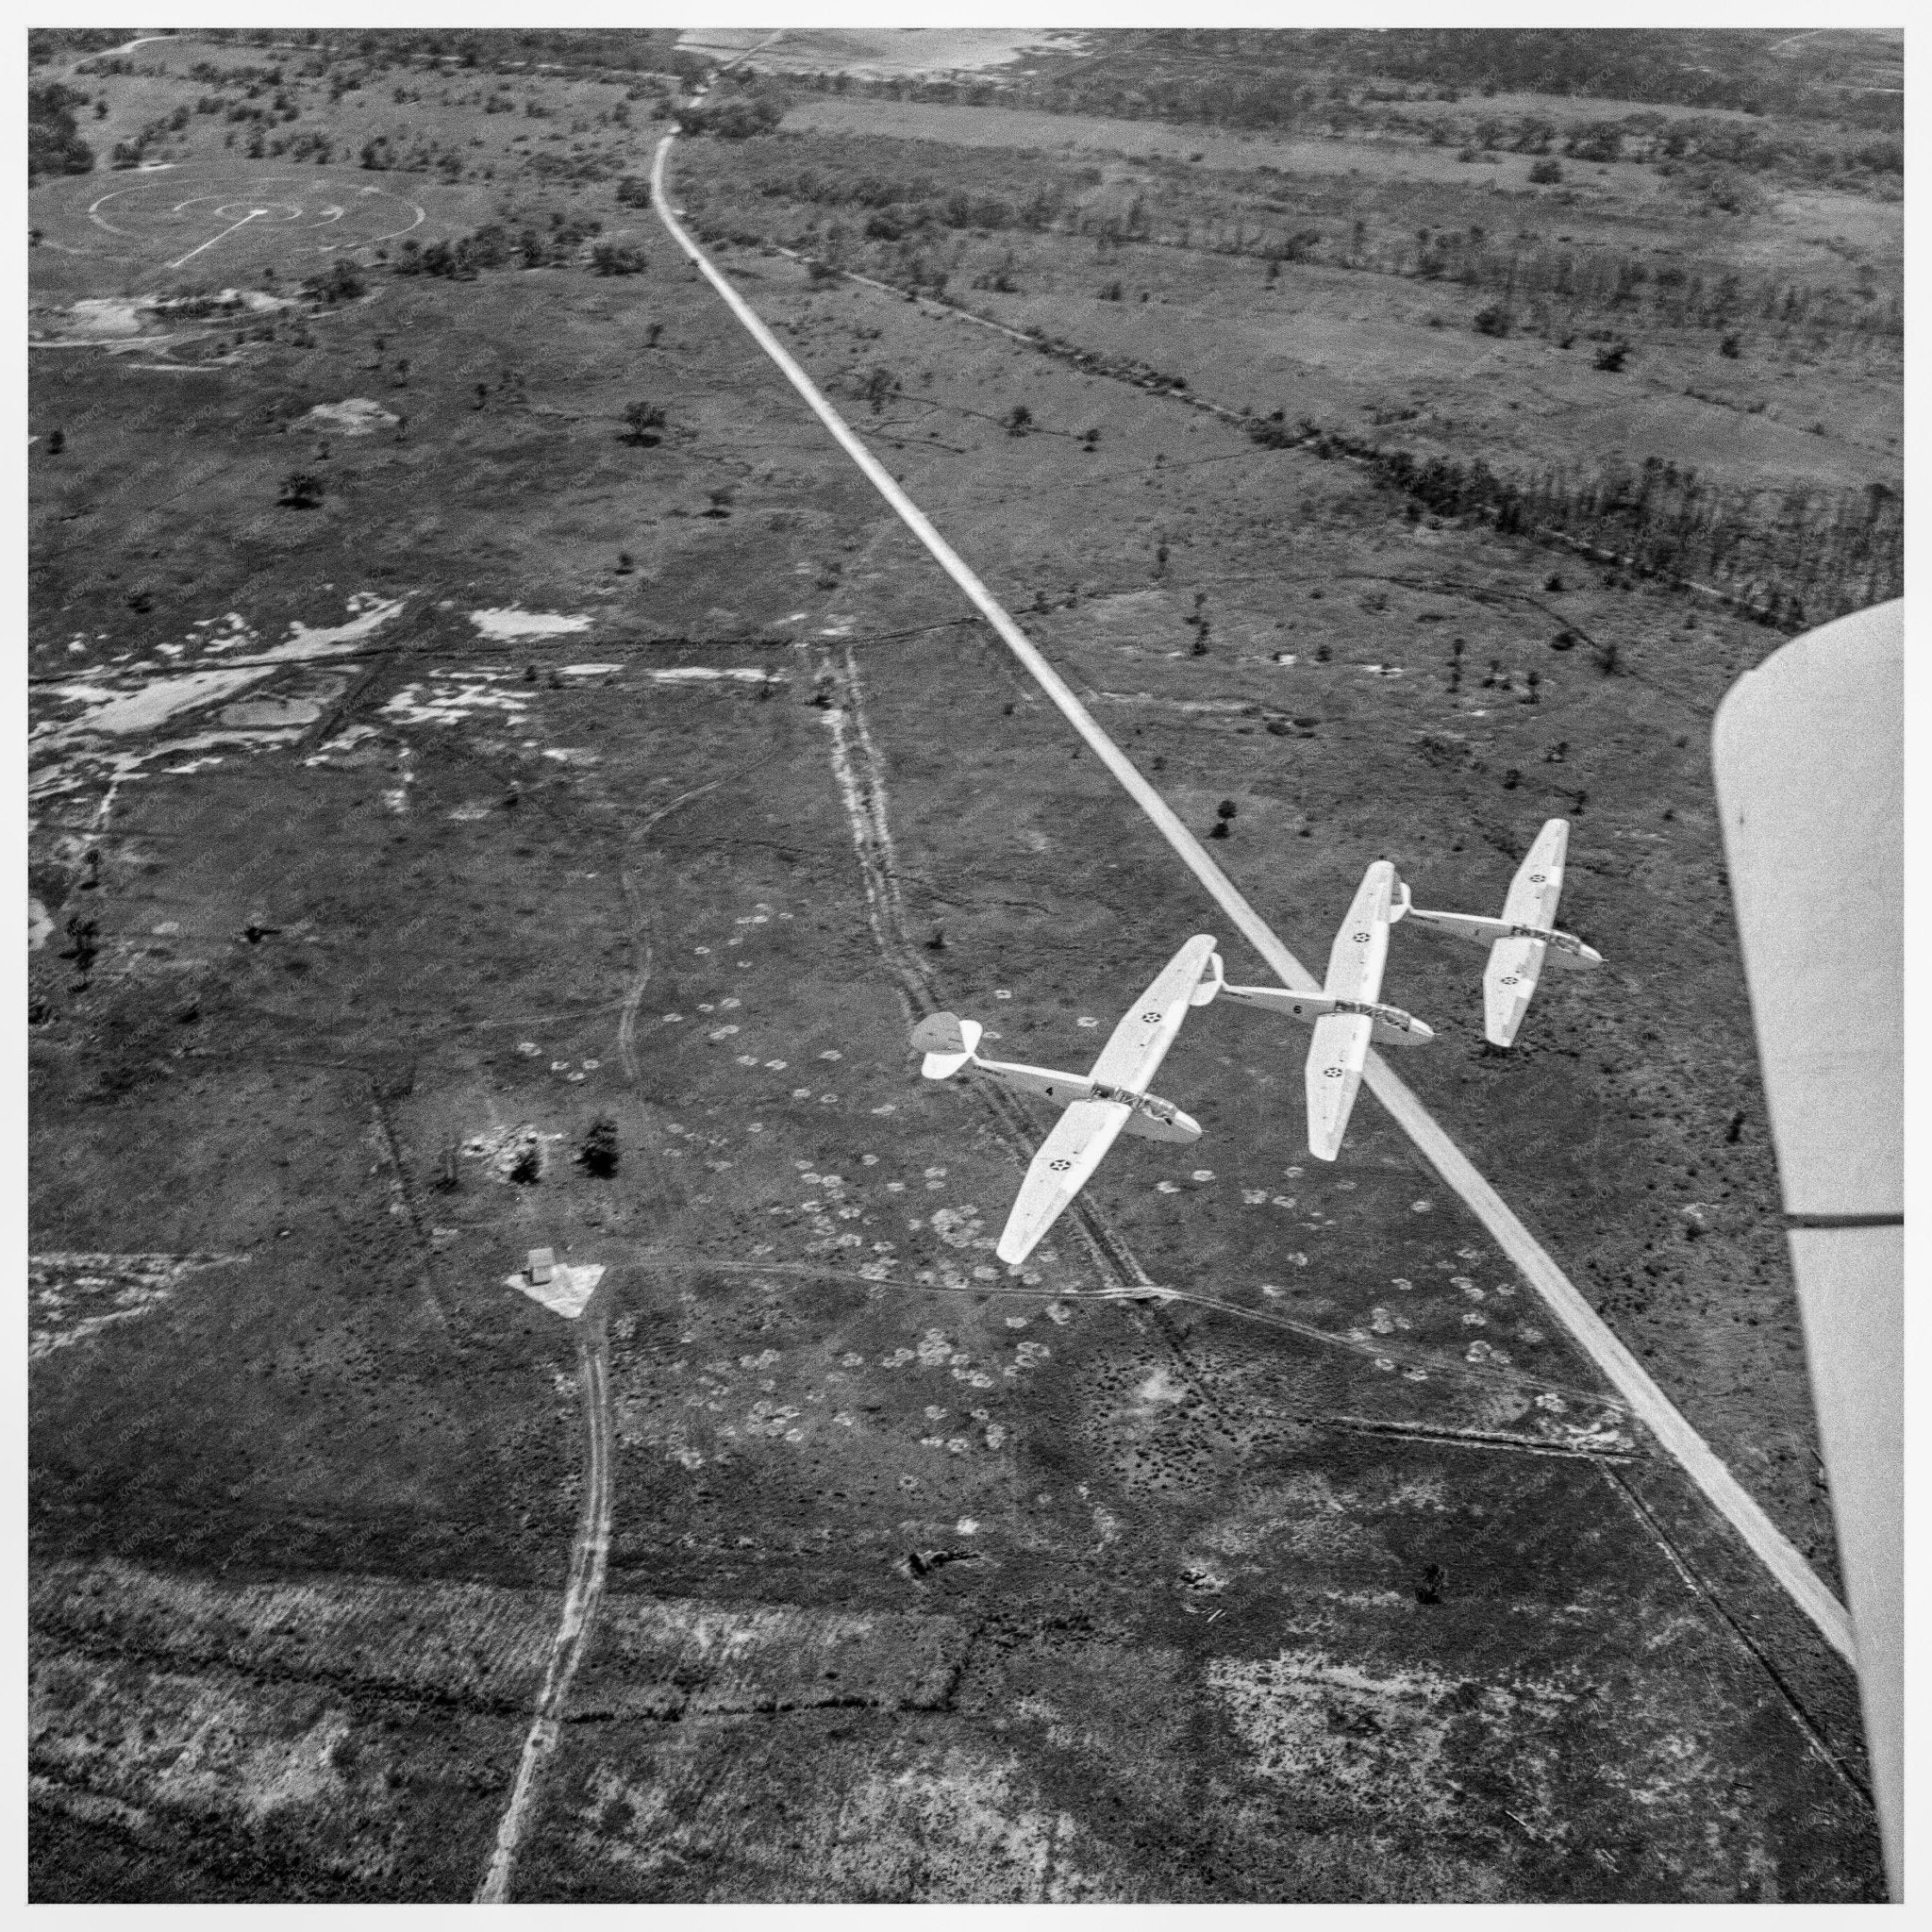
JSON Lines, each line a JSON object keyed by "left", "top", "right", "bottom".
{"left": 474, "top": 1316, "right": 613, "bottom": 1903}
{"left": 648, "top": 130, "right": 1853, "bottom": 1666}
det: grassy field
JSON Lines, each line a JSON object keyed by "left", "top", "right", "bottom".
{"left": 28, "top": 33, "right": 1894, "bottom": 1903}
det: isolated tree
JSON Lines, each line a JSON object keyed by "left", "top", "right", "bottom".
{"left": 578, "top": 1116, "right": 619, "bottom": 1177}
{"left": 1527, "top": 158, "right": 1562, "bottom": 185}
{"left": 1209, "top": 799, "right": 1238, "bottom": 841}
{"left": 62, "top": 912, "right": 99, "bottom": 976}
{"left": 623, "top": 399, "right": 666, "bottom": 444}
{"left": 1006, "top": 403, "right": 1032, "bottom": 437}
{"left": 278, "top": 471, "right": 325, "bottom": 508}
{"left": 44, "top": 429, "right": 63, "bottom": 456}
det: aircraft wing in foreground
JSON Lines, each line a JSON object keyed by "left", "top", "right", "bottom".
{"left": 1711, "top": 600, "right": 1902, "bottom": 1898}
{"left": 1216, "top": 860, "right": 1433, "bottom": 1160}
{"left": 1398, "top": 817, "right": 1603, "bottom": 1045}
{"left": 909, "top": 934, "right": 1222, "bottom": 1266}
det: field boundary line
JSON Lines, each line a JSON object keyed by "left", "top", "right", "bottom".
{"left": 648, "top": 134, "right": 1852, "bottom": 1667}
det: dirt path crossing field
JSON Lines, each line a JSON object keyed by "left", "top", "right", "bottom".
{"left": 475, "top": 1317, "right": 613, "bottom": 1903}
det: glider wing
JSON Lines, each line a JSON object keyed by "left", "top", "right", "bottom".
{"left": 1483, "top": 935, "right": 1547, "bottom": 1047}
{"left": 1087, "top": 934, "right": 1219, "bottom": 1091}
{"left": 1305, "top": 1009, "right": 1373, "bottom": 1160}
{"left": 1324, "top": 862, "right": 1395, "bottom": 1001}
{"left": 1503, "top": 818, "right": 1569, "bottom": 931}
{"left": 995, "top": 1098, "right": 1132, "bottom": 1265}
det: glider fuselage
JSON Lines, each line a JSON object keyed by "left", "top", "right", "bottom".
{"left": 1401, "top": 907, "right": 1602, "bottom": 970}
{"left": 965, "top": 1053, "right": 1202, "bottom": 1142}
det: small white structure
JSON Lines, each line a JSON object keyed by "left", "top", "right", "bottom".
{"left": 507, "top": 1251, "right": 603, "bottom": 1320}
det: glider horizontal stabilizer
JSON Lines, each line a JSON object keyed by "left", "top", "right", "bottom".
{"left": 910, "top": 1010, "right": 983, "bottom": 1079}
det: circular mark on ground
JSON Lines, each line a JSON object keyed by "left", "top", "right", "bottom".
{"left": 85, "top": 174, "right": 425, "bottom": 272}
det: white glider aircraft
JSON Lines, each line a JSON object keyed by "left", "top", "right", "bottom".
{"left": 1395, "top": 818, "right": 1603, "bottom": 1046}
{"left": 909, "top": 934, "right": 1222, "bottom": 1266}
{"left": 1216, "top": 860, "right": 1433, "bottom": 1161}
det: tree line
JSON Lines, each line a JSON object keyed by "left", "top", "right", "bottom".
{"left": 694, "top": 137, "right": 1899, "bottom": 350}
{"left": 1286, "top": 422, "right": 1903, "bottom": 627}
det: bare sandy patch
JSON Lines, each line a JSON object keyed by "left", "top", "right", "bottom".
{"left": 469, "top": 608, "right": 592, "bottom": 640}
{"left": 217, "top": 696, "right": 325, "bottom": 728}
{"left": 302, "top": 397, "right": 400, "bottom": 437}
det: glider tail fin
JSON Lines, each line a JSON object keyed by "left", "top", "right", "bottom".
{"left": 910, "top": 1011, "right": 983, "bottom": 1079}
{"left": 1190, "top": 950, "right": 1225, "bottom": 1007}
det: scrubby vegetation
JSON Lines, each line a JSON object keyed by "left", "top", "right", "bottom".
{"left": 27, "top": 85, "right": 95, "bottom": 181}
{"left": 790, "top": 30, "right": 1900, "bottom": 197}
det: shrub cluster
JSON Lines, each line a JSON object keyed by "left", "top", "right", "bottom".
{"left": 29, "top": 86, "right": 95, "bottom": 179}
